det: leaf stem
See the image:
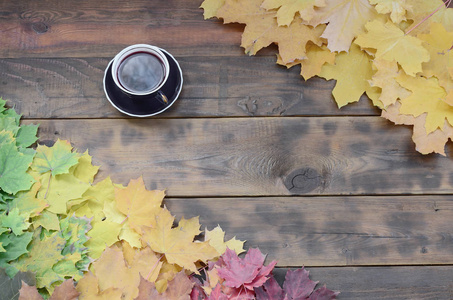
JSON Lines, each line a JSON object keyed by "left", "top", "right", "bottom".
{"left": 405, "top": 0, "right": 452, "bottom": 35}
{"left": 120, "top": 215, "right": 128, "bottom": 225}
{"left": 44, "top": 172, "right": 51, "bottom": 199}
{"left": 146, "top": 254, "right": 164, "bottom": 281}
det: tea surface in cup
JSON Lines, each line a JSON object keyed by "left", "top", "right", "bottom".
{"left": 117, "top": 52, "right": 166, "bottom": 94}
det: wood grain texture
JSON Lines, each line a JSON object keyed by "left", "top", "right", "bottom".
{"left": 165, "top": 196, "right": 453, "bottom": 266}
{"left": 1, "top": 57, "right": 379, "bottom": 118}
{"left": 0, "top": 0, "right": 245, "bottom": 58}
{"left": 23, "top": 117, "right": 453, "bottom": 197}
{"left": 273, "top": 266, "right": 453, "bottom": 299}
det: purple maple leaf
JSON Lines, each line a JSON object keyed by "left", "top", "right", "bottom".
{"left": 283, "top": 268, "right": 319, "bottom": 300}
{"left": 255, "top": 276, "right": 284, "bottom": 299}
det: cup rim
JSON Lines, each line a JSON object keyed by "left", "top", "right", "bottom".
{"left": 111, "top": 44, "right": 170, "bottom": 96}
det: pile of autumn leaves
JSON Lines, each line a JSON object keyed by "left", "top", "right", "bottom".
{"left": 0, "top": 99, "right": 337, "bottom": 299}
{"left": 201, "top": 0, "right": 453, "bottom": 155}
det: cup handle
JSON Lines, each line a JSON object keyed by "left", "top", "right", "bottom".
{"left": 156, "top": 90, "right": 169, "bottom": 105}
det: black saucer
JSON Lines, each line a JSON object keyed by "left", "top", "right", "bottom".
{"left": 103, "top": 49, "right": 183, "bottom": 117}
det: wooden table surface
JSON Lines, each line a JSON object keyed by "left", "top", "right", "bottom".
{"left": 2, "top": 0, "right": 453, "bottom": 298}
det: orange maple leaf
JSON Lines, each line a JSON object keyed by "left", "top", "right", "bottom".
{"left": 115, "top": 177, "right": 165, "bottom": 234}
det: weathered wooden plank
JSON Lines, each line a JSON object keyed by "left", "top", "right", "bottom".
{"left": 165, "top": 196, "right": 453, "bottom": 266}
{"left": 273, "top": 266, "right": 453, "bottom": 299}
{"left": 1, "top": 57, "right": 378, "bottom": 118}
{"left": 23, "top": 117, "right": 453, "bottom": 196}
{"left": 0, "top": 0, "right": 246, "bottom": 58}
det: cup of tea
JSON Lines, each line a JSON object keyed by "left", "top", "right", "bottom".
{"left": 104, "top": 44, "right": 183, "bottom": 117}
{"left": 113, "top": 44, "right": 172, "bottom": 103}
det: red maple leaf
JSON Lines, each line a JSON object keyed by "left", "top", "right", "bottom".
{"left": 206, "top": 284, "right": 228, "bottom": 300}
{"left": 216, "top": 248, "right": 277, "bottom": 291}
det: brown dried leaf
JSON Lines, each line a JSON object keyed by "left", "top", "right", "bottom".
{"left": 49, "top": 279, "right": 79, "bottom": 300}
{"left": 18, "top": 281, "right": 43, "bottom": 300}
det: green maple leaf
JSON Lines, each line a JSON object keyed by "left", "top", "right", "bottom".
{"left": 1, "top": 106, "right": 20, "bottom": 125}
{"left": 0, "top": 130, "right": 15, "bottom": 146}
{"left": 15, "top": 124, "right": 39, "bottom": 148}
{"left": 0, "top": 141, "right": 35, "bottom": 195}
{"left": 0, "top": 117, "right": 19, "bottom": 136}
{"left": 52, "top": 252, "right": 84, "bottom": 281}
{"left": 0, "top": 231, "right": 33, "bottom": 277}
{"left": 13, "top": 229, "right": 65, "bottom": 289}
{"left": 31, "top": 139, "right": 79, "bottom": 176}
{"left": 0, "top": 208, "right": 31, "bottom": 235}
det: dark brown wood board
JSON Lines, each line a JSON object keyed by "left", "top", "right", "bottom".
{"left": 165, "top": 196, "right": 453, "bottom": 266}
{"left": 1, "top": 57, "right": 378, "bottom": 118}
{"left": 23, "top": 118, "right": 453, "bottom": 197}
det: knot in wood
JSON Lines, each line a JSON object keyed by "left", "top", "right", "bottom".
{"left": 284, "top": 167, "right": 322, "bottom": 194}
{"left": 32, "top": 22, "right": 48, "bottom": 34}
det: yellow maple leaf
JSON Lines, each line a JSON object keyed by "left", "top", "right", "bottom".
{"left": 67, "top": 179, "right": 111, "bottom": 223}
{"left": 83, "top": 177, "right": 125, "bottom": 223}
{"left": 70, "top": 151, "right": 99, "bottom": 184}
{"left": 307, "top": 0, "right": 377, "bottom": 52}
{"left": 382, "top": 101, "right": 453, "bottom": 155}
{"left": 155, "top": 261, "right": 183, "bottom": 293}
{"left": 276, "top": 43, "right": 336, "bottom": 80}
{"left": 115, "top": 177, "right": 165, "bottom": 235}
{"left": 200, "top": 0, "right": 225, "bottom": 19}
{"left": 37, "top": 172, "right": 90, "bottom": 215}
{"left": 397, "top": 73, "right": 452, "bottom": 133}
{"left": 300, "top": 44, "right": 336, "bottom": 80}
{"left": 319, "top": 43, "right": 376, "bottom": 108}
{"left": 418, "top": 22, "right": 453, "bottom": 91}
{"left": 369, "top": 59, "right": 411, "bottom": 107}
{"left": 406, "top": 0, "right": 453, "bottom": 34}
{"left": 369, "top": 0, "right": 410, "bottom": 23}
{"left": 355, "top": 19, "right": 430, "bottom": 76}
{"left": 216, "top": 0, "right": 325, "bottom": 64}
{"left": 205, "top": 225, "right": 245, "bottom": 255}
{"left": 32, "top": 210, "right": 60, "bottom": 231}
{"left": 261, "top": 0, "right": 326, "bottom": 26}
{"left": 119, "top": 224, "right": 142, "bottom": 248}
{"left": 86, "top": 219, "right": 121, "bottom": 259}
{"left": 142, "top": 208, "right": 218, "bottom": 273}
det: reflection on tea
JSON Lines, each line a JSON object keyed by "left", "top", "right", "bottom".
{"left": 117, "top": 52, "right": 165, "bottom": 94}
